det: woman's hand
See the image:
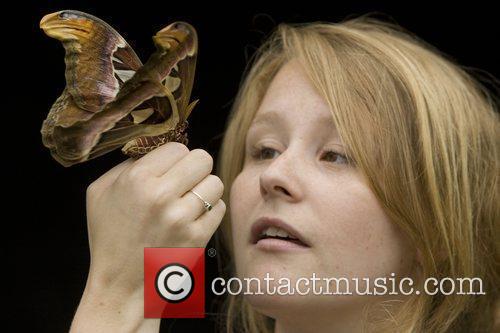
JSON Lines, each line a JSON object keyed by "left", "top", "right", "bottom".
{"left": 70, "top": 142, "right": 226, "bottom": 332}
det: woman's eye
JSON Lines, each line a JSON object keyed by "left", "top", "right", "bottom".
{"left": 252, "top": 146, "right": 349, "bottom": 165}
{"left": 321, "top": 150, "right": 349, "bottom": 164}
{"left": 252, "top": 146, "right": 279, "bottom": 160}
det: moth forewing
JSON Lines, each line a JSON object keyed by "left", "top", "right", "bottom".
{"left": 40, "top": 10, "right": 199, "bottom": 166}
{"left": 120, "top": 22, "right": 199, "bottom": 157}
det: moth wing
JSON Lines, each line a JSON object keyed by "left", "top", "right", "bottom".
{"left": 47, "top": 80, "right": 166, "bottom": 166}
{"left": 41, "top": 10, "right": 143, "bottom": 113}
{"left": 120, "top": 22, "right": 199, "bottom": 157}
{"left": 170, "top": 40, "right": 198, "bottom": 121}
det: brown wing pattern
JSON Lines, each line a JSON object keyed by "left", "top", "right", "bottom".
{"left": 40, "top": 10, "right": 198, "bottom": 166}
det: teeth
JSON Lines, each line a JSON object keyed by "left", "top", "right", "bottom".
{"left": 261, "top": 226, "right": 277, "bottom": 237}
{"left": 276, "top": 228, "right": 289, "bottom": 238}
{"left": 260, "top": 226, "right": 296, "bottom": 239}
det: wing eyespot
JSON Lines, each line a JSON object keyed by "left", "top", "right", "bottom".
{"left": 59, "top": 11, "right": 82, "bottom": 20}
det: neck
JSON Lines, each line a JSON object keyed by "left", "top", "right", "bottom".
{"left": 270, "top": 295, "right": 407, "bottom": 333}
{"left": 272, "top": 304, "right": 365, "bottom": 333}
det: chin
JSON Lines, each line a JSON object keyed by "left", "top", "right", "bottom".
{"left": 243, "top": 292, "right": 357, "bottom": 321}
{"left": 243, "top": 292, "right": 312, "bottom": 318}
{"left": 236, "top": 255, "right": 316, "bottom": 281}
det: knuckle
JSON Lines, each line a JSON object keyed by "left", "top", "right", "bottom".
{"left": 166, "top": 141, "right": 190, "bottom": 155}
{"left": 140, "top": 182, "right": 158, "bottom": 204}
{"left": 215, "top": 199, "right": 226, "bottom": 215}
{"left": 158, "top": 185, "right": 176, "bottom": 200}
{"left": 152, "top": 189, "right": 176, "bottom": 210}
{"left": 116, "top": 169, "right": 156, "bottom": 202}
{"left": 163, "top": 205, "right": 187, "bottom": 225}
{"left": 208, "top": 175, "right": 224, "bottom": 195}
{"left": 191, "top": 149, "right": 213, "bottom": 169}
{"left": 124, "top": 165, "right": 149, "bottom": 182}
{"left": 219, "top": 199, "right": 227, "bottom": 211}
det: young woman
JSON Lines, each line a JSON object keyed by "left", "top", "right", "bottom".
{"left": 70, "top": 15, "right": 499, "bottom": 332}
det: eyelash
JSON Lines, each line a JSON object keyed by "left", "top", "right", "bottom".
{"left": 251, "top": 145, "right": 350, "bottom": 165}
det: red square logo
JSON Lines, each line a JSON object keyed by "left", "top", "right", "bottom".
{"left": 144, "top": 247, "right": 205, "bottom": 318}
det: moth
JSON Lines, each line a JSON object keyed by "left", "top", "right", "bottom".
{"left": 40, "top": 10, "right": 198, "bottom": 167}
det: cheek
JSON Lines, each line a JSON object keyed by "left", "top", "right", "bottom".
{"left": 316, "top": 178, "right": 414, "bottom": 277}
{"left": 229, "top": 171, "right": 256, "bottom": 243}
{"left": 229, "top": 171, "right": 257, "bottom": 277}
{"left": 229, "top": 173, "right": 246, "bottom": 226}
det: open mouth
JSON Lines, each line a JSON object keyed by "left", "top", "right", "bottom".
{"left": 251, "top": 217, "right": 310, "bottom": 249}
{"left": 257, "top": 227, "right": 307, "bottom": 246}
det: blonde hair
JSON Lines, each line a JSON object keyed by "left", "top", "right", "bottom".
{"left": 214, "top": 14, "right": 499, "bottom": 332}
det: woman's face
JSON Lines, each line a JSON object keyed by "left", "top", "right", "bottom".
{"left": 229, "top": 59, "right": 415, "bottom": 320}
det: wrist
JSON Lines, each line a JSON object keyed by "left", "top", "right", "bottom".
{"left": 70, "top": 275, "right": 160, "bottom": 333}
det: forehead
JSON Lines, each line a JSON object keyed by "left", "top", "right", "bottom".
{"left": 249, "top": 60, "right": 337, "bottom": 133}
{"left": 250, "top": 109, "right": 335, "bottom": 130}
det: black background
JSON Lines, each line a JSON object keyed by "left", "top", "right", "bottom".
{"left": 9, "top": 1, "right": 498, "bottom": 332}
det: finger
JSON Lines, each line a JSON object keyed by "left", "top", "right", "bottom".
{"left": 193, "top": 199, "right": 226, "bottom": 243}
{"left": 178, "top": 175, "right": 224, "bottom": 221}
{"left": 92, "top": 158, "right": 135, "bottom": 190}
{"left": 159, "top": 149, "right": 213, "bottom": 197}
{"left": 132, "top": 141, "right": 190, "bottom": 177}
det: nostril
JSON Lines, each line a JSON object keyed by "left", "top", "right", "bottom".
{"left": 275, "top": 185, "right": 291, "bottom": 196}
{"left": 259, "top": 171, "right": 297, "bottom": 200}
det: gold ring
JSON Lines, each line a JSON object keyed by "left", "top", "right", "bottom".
{"left": 189, "top": 190, "right": 213, "bottom": 212}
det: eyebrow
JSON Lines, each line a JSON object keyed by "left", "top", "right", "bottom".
{"left": 249, "top": 110, "right": 338, "bottom": 133}
{"left": 251, "top": 111, "right": 282, "bottom": 126}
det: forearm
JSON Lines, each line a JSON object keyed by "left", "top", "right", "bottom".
{"left": 70, "top": 280, "right": 160, "bottom": 333}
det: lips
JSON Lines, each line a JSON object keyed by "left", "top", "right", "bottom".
{"left": 250, "top": 217, "right": 310, "bottom": 247}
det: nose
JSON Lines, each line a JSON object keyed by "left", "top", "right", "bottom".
{"left": 259, "top": 149, "right": 302, "bottom": 202}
